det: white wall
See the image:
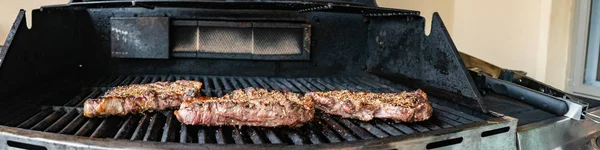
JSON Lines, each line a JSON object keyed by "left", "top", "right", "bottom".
{"left": 377, "top": 0, "right": 455, "bottom": 36}
{"left": 452, "top": 0, "right": 552, "bottom": 82}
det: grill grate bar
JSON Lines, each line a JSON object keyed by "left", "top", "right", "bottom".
{"left": 419, "top": 121, "right": 442, "bottom": 131}
{"left": 253, "top": 78, "right": 274, "bottom": 90}
{"left": 3, "top": 107, "right": 41, "bottom": 126}
{"left": 58, "top": 114, "right": 87, "bottom": 134}
{"left": 197, "top": 127, "right": 207, "bottom": 144}
{"left": 107, "top": 76, "right": 126, "bottom": 87}
{"left": 130, "top": 76, "right": 143, "bottom": 84}
{"left": 130, "top": 114, "right": 151, "bottom": 140}
{"left": 219, "top": 77, "right": 233, "bottom": 93}
{"left": 143, "top": 113, "right": 165, "bottom": 141}
{"left": 90, "top": 116, "right": 122, "bottom": 138}
{"left": 113, "top": 115, "right": 139, "bottom": 139}
{"left": 244, "top": 78, "right": 261, "bottom": 88}
{"left": 283, "top": 128, "right": 305, "bottom": 145}
{"left": 215, "top": 128, "right": 227, "bottom": 144}
{"left": 426, "top": 114, "right": 454, "bottom": 129}
{"left": 372, "top": 120, "right": 404, "bottom": 136}
{"left": 407, "top": 124, "right": 430, "bottom": 132}
{"left": 302, "top": 123, "right": 325, "bottom": 144}
{"left": 275, "top": 78, "right": 300, "bottom": 92}
{"left": 179, "top": 124, "right": 188, "bottom": 143}
{"left": 45, "top": 110, "right": 78, "bottom": 133}
{"left": 212, "top": 77, "right": 223, "bottom": 96}
{"left": 260, "top": 128, "right": 283, "bottom": 144}
{"left": 246, "top": 127, "right": 265, "bottom": 144}
{"left": 117, "top": 76, "right": 135, "bottom": 86}
{"left": 74, "top": 118, "right": 102, "bottom": 136}
{"left": 90, "top": 76, "right": 110, "bottom": 87}
{"left": 140, "top": 76, "right": 152, "bottom": 84}
{"left": 391, "top": 124, "right": 416, "bottom": 134}
{"left": 231, "top": 127, "right": 245, "bottom": 144}
{"left": 333, "top": 118, "right": 374, "bottom": 140}
{"left": 228, "top": 77, "right": 242, "bottom": 89}
{"left": 312, "top": 119, "right": 342, "bottom": 143}
{"left": 236, "top": 78, "right": 250, "bottom": 88}
{"left": 318, "top": 114, "right": 357, "bottom": 141}
{"left": 432, "top": 103, "right": 482, "bottom": 122}
{"left": 63, "top": 90, "right": 92, "bottom": 106}
{"left": 432, "top": 112, "right": 462, "bottom": 127}
{"left": 296, "top": 78, "right": 320, "bottom": 91}
{"left": 16, "top": 109, "right": 53, "bottom": 129}
{"left": 161, "top": 111, "right": 180, "bottom": 142}
{"left": 30, "top": 111, "right": 65, "bottom": 131}
{"left": 352, "top": 120, "right": 389, "bottom": 138}
{"left": 202, "top": 76, "right": 212, "bottom": 96}
{"left": 75, "top": 89, "right": 102, "bottom": 107}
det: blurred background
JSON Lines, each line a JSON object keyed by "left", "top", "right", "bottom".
{"left": 0, "top": 0, "right": 573, "bottom": 91}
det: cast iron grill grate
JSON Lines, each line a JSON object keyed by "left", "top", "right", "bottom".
{"left": 0, "top": 75, "right": 483, "bottom": 145}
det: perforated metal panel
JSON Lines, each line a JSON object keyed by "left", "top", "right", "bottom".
{"left": 172, "top": 26, "right": 197, "bottom": 52}
{"left": 171, "top": 21, "right": 310, "bottom": 60}
{"left": 253, "top": 28, "right": 303, "bottom": 55}
{"left": 198, "top": 27, "right": 253, "bottom": 54}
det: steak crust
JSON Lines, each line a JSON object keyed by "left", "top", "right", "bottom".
{"left": 84, "top": 80, "right": 203, "bottom": 117}
{"left": 305, "top": 89, "right": 432, "bottom": 122}
{"left": 175, "top": 87, "right": 314, "bottom": 127}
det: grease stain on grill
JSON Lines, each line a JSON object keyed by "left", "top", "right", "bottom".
{"left": 1, "top": 75, "right": 484, "bottom": 145}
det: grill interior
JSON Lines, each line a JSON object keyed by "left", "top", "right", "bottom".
{"left": 0, "top": 75, "right": 486, "bottom": 145}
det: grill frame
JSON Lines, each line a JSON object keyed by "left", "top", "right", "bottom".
{"left": 0, "top": 1, "right": 518, "bottom": 149}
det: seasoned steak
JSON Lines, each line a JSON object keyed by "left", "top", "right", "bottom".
{"left": 305, "top": 89, "right": 432, "bottom": 122}
{"left": 175, "top": 87, "right": 314, "bottom": 127}
{"left": 84, "top": 80, "right": 203, "bottom": 117}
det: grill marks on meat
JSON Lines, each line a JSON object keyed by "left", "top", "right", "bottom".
{"left": 305, "top": 89, "right": 433, "bottom": 122}
{"left": 84, "top": 80, "right": 203, "bottom": 117}
{"left": 175, "top": 87, "right": 314, "bottom": 127}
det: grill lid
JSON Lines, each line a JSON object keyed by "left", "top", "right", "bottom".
{"left": 70, "top": 0, "right": 378, "bottom": 7}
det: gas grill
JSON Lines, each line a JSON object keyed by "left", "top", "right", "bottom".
{"left": 0, "top": 0, "right": 517, "bottom": 149}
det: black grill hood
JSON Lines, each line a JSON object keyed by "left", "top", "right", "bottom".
{"left": 70, "top": 0, "right": 378, "bottom": 7}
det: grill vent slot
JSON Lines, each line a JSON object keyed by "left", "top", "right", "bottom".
{"left": 7, "top": 140, "right": 47, "bottom": 150}
{"left": 172, "top": 21, "right": 310, "bottom": 60}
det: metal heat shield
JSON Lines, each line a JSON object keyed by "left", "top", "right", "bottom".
{"left": 110, "top": 17, "right": 169, "bottom": 59}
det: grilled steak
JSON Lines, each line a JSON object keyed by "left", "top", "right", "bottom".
{"left": 175, "top": 87, "right": 314, "bottom": 127}
{"left": 84, "top": 80, "right": 203, "bottom": 117}
{"left": 305, "top": 89, "right": 432, "bottom": 122}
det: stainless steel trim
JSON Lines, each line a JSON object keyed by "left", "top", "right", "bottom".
{"left": 517, "top": 106, "right": 600, "bottom": 150}
{"left": 0, "top": 116, "right": 518, "bottom": 149}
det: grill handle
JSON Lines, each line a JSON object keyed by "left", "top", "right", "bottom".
{"left": 483, "top": 75, "right": 569, "bottom": 116}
